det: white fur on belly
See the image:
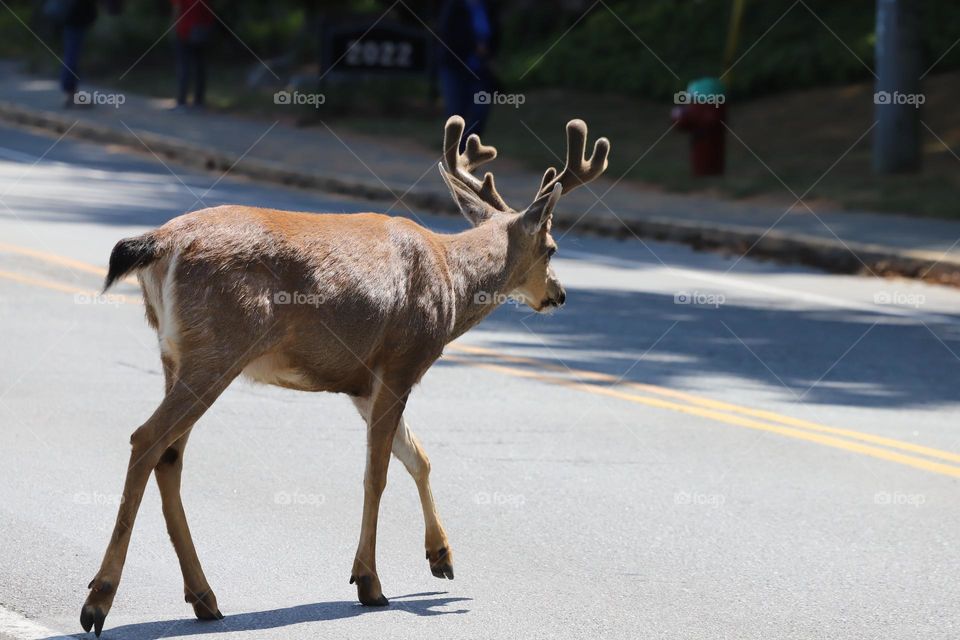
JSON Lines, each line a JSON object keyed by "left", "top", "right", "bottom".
{"left": 242, "top": 352, "right": 312, "bottom": 388}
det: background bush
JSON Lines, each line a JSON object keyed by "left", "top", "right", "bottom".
{"left": 500, "top": 0, "right": 960, "bottom": 99}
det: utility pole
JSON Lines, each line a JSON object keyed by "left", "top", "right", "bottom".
{"left": 873, "top": 0, "right": 922, "bottom": 173}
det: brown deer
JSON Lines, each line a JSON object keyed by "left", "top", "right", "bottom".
{"left": 81, "top": 115, "right": 609, "bottom": 636}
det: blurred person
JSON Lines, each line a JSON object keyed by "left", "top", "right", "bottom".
{"left": 437, "top": 0, "right": 499, "bottom": 142}
{"left": 49, "top": 0, "right": 98, "bottom": 107}
{"left": 171, "top": 0, "right": 214, "bottom": 109}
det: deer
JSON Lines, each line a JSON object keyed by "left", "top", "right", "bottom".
{"left": 80, "top": 115, "right": 609, "bottom": 636}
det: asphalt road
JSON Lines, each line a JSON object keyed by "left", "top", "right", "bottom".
{"left": 1, "top": 124, "right": 960, "bottom": 640}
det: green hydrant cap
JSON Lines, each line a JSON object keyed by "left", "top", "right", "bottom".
{"left": 686, "top": 77, "right": 725, "bottom": 98}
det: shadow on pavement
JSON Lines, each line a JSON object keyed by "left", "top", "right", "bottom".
{"left": 41, "top": 592, "right": 469, "bottom": 640}
{"left": 454, "top": 285, "right": 960, "bottom": 410}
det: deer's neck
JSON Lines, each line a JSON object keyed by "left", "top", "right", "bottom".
{"left": 441, "top": 220, "right": 518, "bottom": 341}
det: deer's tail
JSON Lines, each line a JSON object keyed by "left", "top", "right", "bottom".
{"left": 103, "top": 234, "right": 160, "bottom": 292}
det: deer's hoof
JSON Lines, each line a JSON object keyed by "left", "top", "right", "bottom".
{"left": 350, "top": 574, "right": 389, "bottom": 606}
{"left": 186, "top": 589, "right": 223, "bottom": 620}
{"left": 79, "top": 604, "right": 106, "bottom": 637}
{"left": 427, "top": 546, "right": 455, "bottom": 580}
{"left": 194, "top": 605, "right": 225, "bottom": 621}
{"left": 81, "top": 579, "right": 114, "bottom": 637}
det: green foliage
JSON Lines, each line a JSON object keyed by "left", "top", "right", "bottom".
{"left": 501, "top": 0, "right": 960, "bottom": 99}
{"left": 0, "top": 3, "right": 36, "bottom": 58}
{"left": 86, "top": 3, "right": 170, "bottom": 72}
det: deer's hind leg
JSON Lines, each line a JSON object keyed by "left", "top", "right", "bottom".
{"left": 154, "top": 356, "right": 222, "bottom": 619}
{"left": 80, "top": 359, "right": 240, "bottom": 637}
{"left": 155, "top": 428, "right": 223, "bottom": 619}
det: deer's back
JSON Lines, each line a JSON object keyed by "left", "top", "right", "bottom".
{"left": 142, "top": 205, "right": 453, "bottom": 395}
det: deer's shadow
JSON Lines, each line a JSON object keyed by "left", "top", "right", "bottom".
{"left": 44, "top": 592, "right": 469, "bottom": 640}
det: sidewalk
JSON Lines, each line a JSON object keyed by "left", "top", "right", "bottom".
{"left": 2, "top": 62, "right": 959, "bottom": 285}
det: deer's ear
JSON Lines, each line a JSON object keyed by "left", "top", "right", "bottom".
{"left": 438, "top": 163, "right": 494, "bottom": 226}
{"left": 521, "top": 183, "right": 562, "bottom": 234}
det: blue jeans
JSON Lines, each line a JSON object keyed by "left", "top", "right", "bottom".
{"left": 438, "top": 65, "right": 491, "bottom": 143}
{"left": 175, "top": 38, "right": 206, "bottom": 106}
{"left": 60, "top": 25, "right": 86, "bottom": 94}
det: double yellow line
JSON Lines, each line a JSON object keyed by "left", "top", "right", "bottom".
{"left": 445, "top": 345, "right": 960, "bottom": 479}
{"left": 3, "top": 241, "right": 960, "bottom": 480}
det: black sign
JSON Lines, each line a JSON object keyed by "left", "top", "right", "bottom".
{"left": 323, "top": 22, "right": 431, "bottom": 75}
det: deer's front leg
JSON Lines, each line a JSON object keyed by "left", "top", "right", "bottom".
{"left": 350, "top": 384, "right": 408, "bottom": 606}
{"left": 392, "top": 417, "right": 453, "bottom": 579}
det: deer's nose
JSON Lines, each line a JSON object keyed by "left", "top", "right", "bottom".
{"left": 557, "top": 288, "right": 566, "bottom": 306}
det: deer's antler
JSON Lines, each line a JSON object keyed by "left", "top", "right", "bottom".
{"left": 538, "top": 119, "right": 610, "bottom": 197}
{"left": 442, "top": 116, "right": 511, "bottom": 212}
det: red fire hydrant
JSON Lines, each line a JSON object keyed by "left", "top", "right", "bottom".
{"left": 671, "top": 77, "right": 726, "bottom": 176}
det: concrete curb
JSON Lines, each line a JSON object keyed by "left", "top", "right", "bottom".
{"left": 567, "top": 211, "right": 960, "bottom": 286}
{"left": 2, "top": 99, "right": 958, "bottom": 287}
